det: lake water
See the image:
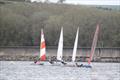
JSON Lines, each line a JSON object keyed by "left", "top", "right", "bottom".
{"left": 0, "top": 61, "right": 120, "bottom": 80}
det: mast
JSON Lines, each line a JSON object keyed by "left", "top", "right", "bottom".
{"left": 72, "top": 27, "right": 79, "bottom": 62}
{"left": 88, "top": 24, "right": 100, "bottom": 64}
{"left": 39, "top": 29, "right": 46, "bottom": 61}
{"left": 57, "top": 27, "right": 63, "bottom": 61}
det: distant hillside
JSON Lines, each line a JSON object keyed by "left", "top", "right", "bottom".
{"left": 0, "top": 2, "right": 120, "bottom": 47}
{"left": 93, "top": 5, "right": 120, "bottom": 11}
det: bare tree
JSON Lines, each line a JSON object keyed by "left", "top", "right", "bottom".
{"left": 57, "top": 0, "right": 65, "bottom": 3}
{"left": 44, "top": 0, "right": 50, "bottom": 3}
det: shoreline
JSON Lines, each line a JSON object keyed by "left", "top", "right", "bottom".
{"left": 0, "top": 55, "right": 120, "bottom": 62}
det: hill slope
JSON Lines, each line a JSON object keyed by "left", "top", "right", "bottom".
{"left": 0, "top": 2, "right": 120, "bottom": 47}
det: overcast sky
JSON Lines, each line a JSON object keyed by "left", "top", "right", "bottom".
{"left": 48, "top": 0, "right": 120, "bottom": 5}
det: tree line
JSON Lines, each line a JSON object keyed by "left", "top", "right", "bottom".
{"left": 0, "top": 2, "right": 120, "bottom": 47}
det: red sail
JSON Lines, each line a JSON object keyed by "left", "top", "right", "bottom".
{"left": 39, "top": 29, "right": 46, "bottom": 61}
{"left": 88, "top": 24, "right": 99, "bottom": 64}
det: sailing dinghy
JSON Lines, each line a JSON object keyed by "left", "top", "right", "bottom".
{"left": 34, "top": 29, "right": 46, "bottom": 65}
{"left": 49, "top": 27, "right": 66, "bottom": 65}
{"left": 71, "top": 27, "right": 86, "bottom": 67}
{"left": 56, "top": 27, "right": 65, "bottom": 64}
{"left": 80, "top": 24, "right": 100, "bottom": 68}
{"left": 72, "top": 27, "right": 79, "bottom": 63}
{"left": 64, "top": 27, "right": 81, "bottom": 67}
{"left": 88, "top": 24, "right": 100, "bottom": 64}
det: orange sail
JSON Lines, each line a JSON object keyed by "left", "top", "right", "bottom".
{"left": 39, "top": 29, "right": 46, "bottom": 61}
{"left": 88, "top": 24, "right": 100, "bottom": 64}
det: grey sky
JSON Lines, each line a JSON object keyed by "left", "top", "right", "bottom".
{"left": 49, "top": 0, "right": 120, "bottom": 5}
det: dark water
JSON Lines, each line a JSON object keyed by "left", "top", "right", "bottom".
{"left": 0, "top": 61, "right": 120, "bottom": 80}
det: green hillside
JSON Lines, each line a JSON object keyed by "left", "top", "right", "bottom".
{"left": 94, "top": 5, "right": 120, "bottom": 11}
{"left": 0, "top": 2, "right": 120, "bottom": 47}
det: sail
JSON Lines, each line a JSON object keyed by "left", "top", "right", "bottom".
{"left": 88, "top": 24, "right": 99, "bottom": 64}
{"left": 57, "top": 27, "right": 63, "bottom": 61}
{"left": 39, "top": 29, "right": 46, "bottom": 61}
{"left": 72, "top": 27, "right": 79, "bottom": 62}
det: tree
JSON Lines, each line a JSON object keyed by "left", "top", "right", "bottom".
{"left": 0, "top": 2, "right": 120, "bottom": 47}
{"left": 57, "top": 0, "right": 65, "bottom": 3}
{"left": 44, "top": 0, "right": 50, "bottom": 3}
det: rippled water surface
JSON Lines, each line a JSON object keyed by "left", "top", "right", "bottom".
{"left": 0, "top": 61, "right": 120, "bottom": 80}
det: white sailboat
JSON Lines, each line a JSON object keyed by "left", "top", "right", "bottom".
{"left": 72, "top": 27, "right": 79, "bottom": 63}
{"left": 57, "top": 27, "right": 63, "bottom": 61}
{"left": 49, "top": 27, "right": 66, "bottom": 65}
{"left": 64, "top": 27, "right": 80, "bottom": 67}
{"left": 69, "top": 27, "right": 80, "bottom": 67}
{"left": 56, "top": 27, "right": 67, "bottom": 65}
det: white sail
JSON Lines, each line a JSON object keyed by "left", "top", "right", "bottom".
{"left": 57, "top": 27, "right": 63, "bottom": 61}
{"left": 72, "top": 27, "right": 79, "bottom": 62}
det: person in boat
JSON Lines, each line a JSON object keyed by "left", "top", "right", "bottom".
{"left": 54, "top": 59, "right": 67, "bottom": 65}
{"left": 61, "top": 61, "right": 67, "bottom": 65}
{"left": 34, "top": 60, "right": 37, "bottom": 64}
{"left": 57, "top": 60, "right": 67, "bottom": 65}
{"left": 75, "top": 63, "right": 83, "bottom": 67}
{"left": 34, "top": 60, "right": 44, "bottom": 65}
{"left": 75, "top": 63, "right": 92, "bottom": 68}
{"left": 83, "top": 64, "right": 92, "bottom": 68}
{"left": 49, "top": 59, "right": 54, "bottom": 64}
{"left": 49, "top": 58, "right": 67, "bottom": 65}
{"left": 34, "top": 58, "right": 40, "bottom": 64}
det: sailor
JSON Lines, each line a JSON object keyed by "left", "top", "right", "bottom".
{"left": 84, "top": 64, "right": 92, "bottom": 68}
{"left": 49, "top": 59, "right": 54, "bottom": 64}
{"left": 34, "top": 60, "right": 37, "bottom": 64}
{"left": 75, "top": 63, "right": 83, "bottom": 67}
{"left": 34, "top": 58, "right": 40, "bottom": 64}
{"left": 80, "top": 64, "right": 83, "bottom": 67}
{"left": 57, "top": 59, "right": 67, "bottom": 65}
{"left": 61, "top": 61, "right": 67, "bottom": 65}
